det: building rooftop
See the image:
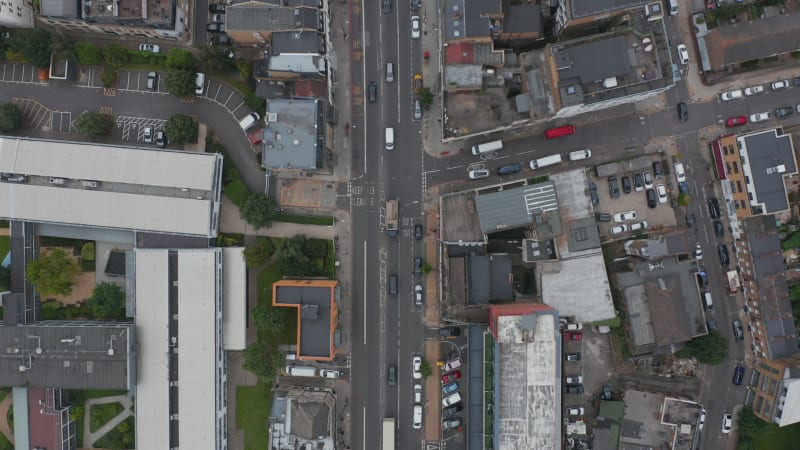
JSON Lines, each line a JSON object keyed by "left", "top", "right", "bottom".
{"left": 0, "top": 323, "right": 133, "bottom": 389}
{"left": 443, "top": 0, "right": 501, "bottom": 42}
{"left": 440, "top": 190, "right": 486, "bottom": 245}
{"left": 569, "top": 0, "right": 650, "bottom": 18}
{"left": 268, "top": 388, "right": 335, "bottom": 450}
{"left": 619, "top": 390, "right": 689, "bottom": 450}
{"left": 489, "top": 304, "right": 560, "bottom": 450}
{"left": 261, "top": 99, "right": 322, "bottom": 170}
{"left": 222, "top": 248, "right": 247, "bottom": 351}
{"left": 273, "top": 279, "right": 338, "bottom": 361}
{"left": 468, "top": 254, "right": 514, "bottom": 303}
{"left": 267, "top": 54, "right": 326, "bottom": 75}
{"left": 704, "top": 13, "right": 800, "bottom": 70}
{"left": 737, "top": 128, "right": 797, "bottom": 215}
{"left": 503, "top": 0, "right": 541, "bottom": 34}
{"left": 41, "top": 0, "right": 79, "bottom": 17}
{"left": 226, "top": 6, "right": 319, "bottom": 32}
{"left": 474, "top": 182, "right": 560, "bottom": 235}
{"left": 745, "top": 215, "right": 785, "bottom": 279}
{"left": 271, "top": 31, "right": 325, "bottom": 55}
{"left": 540, "top": 256, "right": 615, "bottom": 323}
{"left": 778, "top": 379, "right": 800, "bottom": 426}
{"left": 624, "top": 229, "right": 694, "bottom": 259}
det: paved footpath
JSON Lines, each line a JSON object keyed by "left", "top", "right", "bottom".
{"left": 218, "top": 196, "right": 336, "bottom": 240}
{"left": 0, "top": 393, "right": 13, "bottom": 445}
{"left": 83, "top": 394, "right": 134, "bottom": 447}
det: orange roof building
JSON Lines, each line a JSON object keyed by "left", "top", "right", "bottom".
{"left": 273, "top": 279, "right": 339, "bottom": 362}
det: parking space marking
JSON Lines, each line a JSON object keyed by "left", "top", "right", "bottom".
{"left": 213, "top": 83, "right": 223, "bottom": 100}
{"left": 115, "top": 115, "right": 167, "bottom": 142}
{"left": 230, "top": 100, "right": 245, "bottom": 114}
{"left": 50, "top": 112, "right": 74, "bottom": 133}
{"left": 12, "top": 98, "right": 52, "bottom": 130}
{"left": 0, "top": 63, "right": 47, "bottom": 85}
{"left": 222, "top": 90, "right": 235, "bottom": 106}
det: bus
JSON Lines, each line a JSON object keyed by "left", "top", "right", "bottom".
{"left": 383, "top": 418, "right": 395, "bottom": 450}
{"left": 544, "top": 124, "right": 576, "bottom": 139}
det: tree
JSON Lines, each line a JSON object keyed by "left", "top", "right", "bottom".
{"left": 163, "top": 69, "right": 196, "bottom": 98}
{"left": 165, "top": 48, "right": 196, "bottom": 70}
{"left": 7, "top": 29, "right": 52, "bottom": 68}
{"left": 242, "top": 343, "right": 285, "bottom": 381}
{"left": 677, "top": 330, "right": 728, "bottom": 364}
{"left": 243, "top": 237, "right": 276, "bottom": 266}
{"left": 26, "top": 248, "right": 80, "bottom": 296}
{"left": 73, "top": 42, "right": 103, "bottom": 65}
{"left": 199, "top": 45, "right": 228, "bottom": 72}
{"left": 677, "top": 192, "right": 691, "bottom": 207}
{"left": 235, "top": 58, "right": 252, "bottom": 80}
{"left": 88, "top": 282, "right": 126, "bottom": 319}
{"left": 421, "top": 261, "right": 433, "bottom": 274}
{"left": 252, "top": 305, "right": 285, "bottom": 334}
{"left": 419, "top": 87, "right": 434, "bottom": 110}
{"left": 278, "top": 234, "right": 314, "bottom": 276}
{"left": 0, "top": 265, "right": 10, "bottom": 290}
{"left": 74, "top": 112, "right": 113, "bottom": 138}
{"left": 240, "top": 194, "right": 277, "bottom": 229}
{"left": 103, "top": 44, "right": 129, "bottom": 68}
{"left": 100, "top": 69, "right": 117, "bottom": 88}
{"left": 0, "top": 103, "right": 22, "bottom": 132}
{"left": 164, "top": 113, "right": 198, "bottom": 144}
{"left": 420, "top": 360, "right": 433, "bottom": 378}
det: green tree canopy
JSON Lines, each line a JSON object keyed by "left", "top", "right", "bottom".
{"left": 88, "top": 282, "right": 126, "bottom": 319}
{"left": 163, "top": 69, "right": 196, "bottom": 98}
{"left": 103, "top": 44, "right": 129, "bottom": 68}
{"left": 678, "top": 330, "right": 728, "bottom": 364}
{"left": 419, "top": 87, "right": 434, "bottom": 110}
{"left": 73, "top": 42, "right": 103, "bottom": 65}
{"left": 277, "top": 234, "right": 314, "bottom": 276}
{"left": 165, "top": 48, "right": 196, "bottom": 70}
{"left": 252, "top": 304, "right": 285, "bottom": 334}
{"left": 242, "top": 343, "right": 285, "bottom": 381}
{"left": 0, "top": 103, "right": 22, "bottom": 132}
{"left": 164, "top": 113, "right": 198, "bottom": 144}
{"left": 199, "top": 46, "right": 228, "bottom": 72}
{"left": 240, "top": 194, "right": 277, "bottom": 230}
{"left": 243, "top": 237, "right": 276, "bottom": 266}
{"left": 75, "top": 112, "right": 113, "bottom": 138}
{"left": 7, "top": 29, "right": 52, "bottom": 68}
{"left": 26, "top": 248, "right": 80, "bottom": 296}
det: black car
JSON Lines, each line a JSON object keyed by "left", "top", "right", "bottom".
{"left": 497, "top": 163, "right": 521, "bottom": 175}
{"left": 686, "top": 213, "right": 696, "bottom": 228}
{"left": 775, "top": 106, "right": 794, "bottom": 118}
{"left": 206, "top": 23, "right": 226, "bottom": 33}
{"left": 697, "top": 268, "right": 709, "bottom": 287}
{"left": 565, "top": 384, "right": 584, "bottom": 394}
{"left": 411, "top": 0, "right": 421, "bottom": 10}
{"left": 652, "top": 161, "right": 664, "bottom": 178}
{"left": 442, "top": 404, "right": 463, "bottom": 418}
{"left": 601, "top": 385, "right": 613, "bottom": 400}
{"left": 595, "top": 213, "right": 612, "bottom": 222}
{"left": 388, "top": 364, "right": 397, "bottom": 386}
{"left": 621, "top": 176, "right": 632, "bottom": 194}
{"left": 732, "top": 365, "right": 745, "bottom": 385}
{"left": 588, "top": 182, "right": 599, "bottom": 206}
{"left": 414, "top": 257, "right": 422, "bottom": 274}
{"left": 794, "top": 76, "right": 800, "bottom": 87}
{"left": 713, "top": 220, "right": 724, "bottom": 238}
{"left": 382, "top": 0, "right": 392, "bottom": 13}
{"left": 718, "top": 244, "right": 730, "bottom": 266}
{"left": 439, "top": 327, "right": 462, "bottom": 337}
{"left": 209, "top": 35, "right": 232, "bottom": 46}
{"left": 646, "top": 189, "right": 657, "bottom": 208}
{"left": 565, "top": 352, "right": 581, "bottom": 361}
{"left": 707, "top": 318, "right": 718, "bottom": 331}
{"left": 414, "top": 224, "right": 423, "bottom": 240}
{"left": 678, "top": 102, "right": 688, "bottom": 121}
{"left": 209, "top": 3, "right": 226, "bottom": 13}
{"left": 608, "top": 176, "right": 620, "bottom": 198}
{"left": 368, "top": 81, "right": 377, "bottom": 102}
{"left": 633, "top": 172, "right": 643, "bottom": 191}
{"left": 708, "top": 198, "right": 721, "bottom": 218}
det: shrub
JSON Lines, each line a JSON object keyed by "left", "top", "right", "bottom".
{"left": 73, "top": 42, "right": 103, "bottom": 65}
{"left": 0, "top": 103, "right": 22, "bottom": 132}
{"left": 164, "top": 113, "right": 198, "bottom": 144}
{"left": 99, "top": 69, "right": 116, "bottom": 88}
{"left": 81, "top": 242, "right": 95, "bottom": 261}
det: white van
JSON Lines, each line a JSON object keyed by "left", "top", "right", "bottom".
{"left": 529, "top": 154, "right": 562, "bottom": 170}
{"left": 385, "top": 127, "right": 395, "bottom": 150}
{"left": 285, "top": 365, "right": 317, "bottom": 377}
{"left": 386, "top": 62, "right": 394, "bottom": 82}
{"left": 195, "top": 72, "right": 205, "bottom": 95}
{"left": 703, "top": 292, "right": 713, "bottom": 310}
{"left": 568, "top": 149, "right": 592, "bottom": 161}
{"left": 239, "top": 112, "right": 261, "bottom": 131}
{"left": 412, "top": 404, "right": 423, "bottom": 429}
{"left": 668, "top": 0, "right": 678, "bottom": 16}
{"left": 470, "top": 139, "right": 503, "bottom": 156}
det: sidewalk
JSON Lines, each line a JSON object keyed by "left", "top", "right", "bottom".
{"left": 218, "top": 196, "right": 336, "bottom": 240}
{"left": 83, "top": 394, "right": 134, "bottom": 447}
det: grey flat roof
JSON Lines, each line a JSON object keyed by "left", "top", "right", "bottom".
{"left": 570, "top": 0, "right": 650, "bottom": 18}
{"left": 474, "top": 182, "right": 559, "bottom": 233}
{"left": 227, "top": 6, "right": 318, "bottom": 32}
{"left": 262, "top": 99, "right": 321, "bottom": 170}
{"left": 468, "top": 254, "right": 513, "bottom": 303}
{"left": 41, "top": 0, "right": 79, "bottom": 17}
{"left": 738, "top": 129, "right": 797, "bottom": 214}
{"left": 555, "top": 35, "right": 630, "bottom": 84}
{"left": 745, "top": 215, "right": 784, "bottom": 278}
{"left": 271, "top": 31, "right": 324, "bottom": 54}
{"left": 504, "top": 2, "right": 541, "bottom": 34}
{"left": 275, "top": 285, "right": 332, "bottom": 358}
{"left": 0, "top": 323, "right": 133, "bottom": 389}
{"left": 443, "top": 0, "right": 499, "bottom": 41}
{"left": 566, "top": 217, "right": 601, "bottom": 252}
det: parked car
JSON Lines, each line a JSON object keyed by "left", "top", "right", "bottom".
{"left": 413, "top": 74, "right": 423, "bottom": 93}
{"left": 209, "top": 3, "right": 226, "bottom": 13}
{"left": 413, "top": 404, "right": 423, "bottom": 429}
{"left": 414, "top": 257, "right": 422, "bottom": 274}
{"left": 206, "top": 22, "right": 226, "bottom": 32}
{"left": 646, "top": 189, "right": 657, "bottom": 208}
{"left": 608, "top": 176, "right": 620, "bottom": 198}
{"left": 565, "top": 323, "right": 583, "bottom": 331}
{"left": 442, "top": 404, "right": 463, "bottom": 418}
{"left": 468, "top": 168, "right": 490, "bottom": 180}
{"left": 676, "top": 44, "right": 689, "bottom": 65}
{"left": 629, "top": 221, "right": 648, "bottom": 232}
{"left": 613, "top": 211, "right": 637, "bottom": 222}
{"left": 750, "top": 111, "right": 770, "bottom": 122}
{"left": 209, "top": 35, "right": 233, "bottom": 46}
{"left": 155, "top": 130, "right": 166, "bottom": 148}
{"left": 656, "top": 184, "right": 668, "bottom": 204}
{"left": 732, "top": 319, "right": 744, "bottom": 340}
{"left": 699, "top": 409, "right": 706, "bottom": 430}
{"left": 610, "top": 225, "right": 628, "bottom": 235}
{"left": 633, "top": 173, "right": 644, "bottom": 192}
{"left": 143, "top": 126, "right": 153, "bottom": 144}
{"left": 720, "top": 89, "right": 743, "bottom": 101}
{"left": 643, "top": 171, "right": 654, "bottom": 189}
{"left": 744, "top": 85, "right": 764, "bottom": 96}
{"left": 732, "top": 365, "right": 745, "bottom": 385}
{"left": 411, "top": 16, "right": 421, "bottom": 38}
{"left": 497, "top": 163, "right": 521, "bottom": 175}
{"left": 564, "top": 331, "right": 582, "bottom": 341}
{"left": 411, "top": 0, "right": 421, "bottom": 10}
{"left": 211, "top": 13, "right": 225, "bottom": 23}
{"left": 139, "top": 43, "right": 160, "bottom": 53}
{"left": 674, "top": 162, "right": 686, "bottom": 182}
{"left": 713, "top": 220, "right": 724, "bottom": 237}
{"left": 382, "top": 0, "right": 392, "bottom": 13}
{"left": 677, "top": 102, "right": 688, "bottom": 121}
{"left": 414, "top": 284, "right": 423, "bottom": 305}
{"left": 708, "top": 198, "right": 721, "bottom": 218}
{"left": 146, "top": 71, "right": 157, "bottom": 90}
{"left": 368, "top": 81, "right": 377, "bottom": 102}
{"left": 565, "top": 375, "right": 583, "bottom": 384}
{"left": 412, "top": 356, "right": 422, "bottom": 379}
{"left": 439, "top": 326, "right": 461, "bottom": 337}
{"left": 706, "top": 319, "right": 718, "bottom": 331}
{"left": 775, "top": 106, "right": 794, "bottom": 118}
{"left": 442, "top": 382, "right": 459, "bottom": 395}
{"left": 722, "top": 413, "right": 732, "bottom": 433}
{"left": 320, "top": 369, "right": 340, "bottom": 379}
{"left": 602, "top": 385, "right": 613, "bottom": 400}
{"left": 621, "top": 175, "right": 632, "bottom": 194}
{"left": 694, "top": 243, "right": 703, "bottom": 260}
{"left": 565, "top": 384, "right": 584, "bottom": 394}
{"left": 442, "top": 418, "right": 462, "bottom": 430}
{"left": 414, "top": 224, "right": 423, "bottom": 240}
{"left": 442, "top": 392, "right": 462, "bottom": 407}
{"left": 595, "top": 213, "right": 612, "bottom": 222}
{"left": 686, "top": 213, "right": 696, "bottom": 228}
{"left": 589, "top": 181, "right": 599, "bottom": 206}
{"left": 725, "top": 116, "right": 747, "bottom": 127}
{"left": 718, "top": 244, "right": 730, "bottom": 266}
{"left": 771, "top": 80, "right": 790, "bottom": 91}
{"left": 567, "top": 406, "right": 585, "bottom": 416}
{"left": 794, "top": 76, "right": 800, "bottom": 87}
{"left": 652, "top": 161, "right": 664, "bottom": 178}
{"left": 414, "top": 383, "right": 422, "bottom": 403}
{"left": 565, "top": 352, "right": 581, "bottom": 361}
{"left": 442, "top": 371, "right": 461, "bottom": 384}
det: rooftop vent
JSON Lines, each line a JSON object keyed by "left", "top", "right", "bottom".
{"left": 293, "top": 139, "right": 300, "bottom": 146}
{"left": 268, "top": 112, "right": 278, "bottom": 122}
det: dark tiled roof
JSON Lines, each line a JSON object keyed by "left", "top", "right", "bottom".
{"left": 739, "top": 129, "right": 797, "bottom": 214}
{"left": 705, "top": 14, "right": 800, "bottom": 69}
{"left": 569, "top": 0, "right": 650, "bottom": 19}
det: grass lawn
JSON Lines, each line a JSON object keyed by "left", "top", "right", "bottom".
{"left": 274, "top": 214, "right": 334, "bottom": 226}
{"left": 225, "top": 179, "right": 250, "bottom": 208}
{"left": 256, "top": 260, "right": 297, "bottom": 344}
{"left": 753, "top": 422, "right": 800, "bottom": 450}
{"left": 610, "top": 326, "right": 632, "bottom": 359}
{"left": 782, "top": 231, "right": 800, "bottom": 250}
{"left": 236, "top": 381, "right": 273, "bottom": 450}
{"left": 94, "top": 416, "right": 135, "bottom": 449}
{"left": 0, "top": 236, "right": 10, "bottom": 262}
{"left": 90, "top": 402, "right": 123, "bottom": 432}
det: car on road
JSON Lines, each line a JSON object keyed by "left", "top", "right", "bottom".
{"left": 206, "top": 22, "right": 225, "bottom": 32}
{"left": 439, "top": 326, "right": 461, "bottom": 337}
{"left": 414, "top": 99, "right": 422, "bottom": 120}
{"left": 565, "top": 384, "right": 584, "bottom": 394}
{"left": 677, "top": 102, "right": 688, "bottom": 121}
{"left": 497, "top": 163, "right": 521, "bottom": 175}
{"left": 414, "top": 284, "right": 423, "bottom": 305}
{"left": 621, "top": 175, "right": 632, "bottom": 194}
{"left": 775, "top": 106, "right": 794, "bottom": 118}
{"left": 565, "top": 352, "right": 581, "bottom": 361}
{"left": 708, "top": 198, "right": 721, "bottom": 218}
{"left": 610, "top": 225, "right": 627, "bottom": 235}
{"left": 713, "top": 220, "right": 725, "bottom": 237}
{"left": 771, "top": 80, "right": 790, "bottom": 91}
{"left": 468, "top": 168, "right": 490, "bottom": 180}
{"left": 694, "top": 243, "right": 703, "bottom": 260}
{"left": 706, "top": 319, "right": 718, "bottom": 331}
{"left": 442, "top": 404, "right": 463, "bottom": 418}
{"left": 646, "top": 189, "right": 657, "bottom": 208}
{"left": 732, "top": 319, "right": 744, "bottom": 340}
{"left": 720, "top": 89, "right": 743, "bottom": 101}
{"left": 567, "top": 406, "right": 585, "bottom": 416}
{"left": 686, "top": 213, "right": 696, "bottom": 228}
{"left": 388, "top": 364, "right": 397, "bottom": 386}
{"left": 633, "top": 173, "right": 644, "bottom": 192}
{"left": 726, "top": 116, "right": 747, "bottom": 127}
{"left": 442, "top": 418, "right": 462, "bottom": 430}
{"left": 676, "top": 44, "right": 689, "bottom": 65}
{"left": 613, "top": 211, "right": 637, "bottom": 222}
{"left": 442, "top": 382, "right": 459, "bottom": 395}
{"left": 674, "top": 162, "right": 686, "bottom": 182}
{"left": 413, "top": 73, "right": 423, "bottom": 93}
{"left": 744, "top": 85, "right": 764, "bottom": 96}
{"left": 722, "top": 413, "right": 732, "bottom": 433}
{"left": 368, "top": 81, "right": 377, "bottom": 102}
{"left": 143, "top": 126, "right": 153, "bottom": 144}
{"left": 442, "top": 371, "right": 461, "bottom": 384}
{"left": 643, "top": 171, "right": 654, "bottom": 189}
{"left": 156, "top": 130, "right": 166, "bottom": 148}
{"left": 794, "top": 76, "right": 800, "bottom": 87}
{"left": 589, "top": 182, "right": 599, "bottom": 206}
{"left": 209, "top": 3, "right": 226, "bottom": 13}
{"left": 608, "top": 176, "right": 620, "bottom": 198}
{"left": 414, "top": 383, "right": 422, "bottom": 403}
{"left": 652, "top": 161, "right": 664, "bottom": 178}
{"left": 412, "top": 356, "right": 422, "bottom": 379}
{"left": 382, "top": 0, "right": 392, "bottom": 13}
{"left": 442, "top": 392, "right": 461, "bottom": 407}
{"left": 414, "top": 224, "right": 423, "bottom": 240}
{"left": 139, "top": 43, "right": 160, "bottom": 53}
{"left": 699, "top": 409, "right": 706, "bottom": 430}
{"left": 732, "top": 365, "right": 745, "bottom": 385}
{"left": 629, "top": 221, "right": 648, "bottom": 232}
{"left": 564, "top": 331, "right": 582, "bottom": 340}
{"left": 211, "top": 13, "right": 225, "bottom": 23}
{"left": 565, "top": 375, "right": 583, "bottom": 384}
{"left": 750, "top": 111, "right": 770, "bottom": 122}
{"left": 656, "top": 184, "right": 668, "bottom": 204}
{"left": 411, "top": 16, "right": 421, "bottom": 38}
{"left": 718, "top": 244, "right": 730, "bottom": 266}
{"left": 414, "top": 257, "right": 422, "bottom": 274}
{"left": 412, "top": 404, "right": 423, "bottom": 429}
{"left": 411, "top": 0, "right": 421, "bottom": 10}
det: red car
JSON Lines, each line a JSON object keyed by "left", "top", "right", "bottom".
{"left": 442, "top": 371, "right": 461, "bottom": 383}
{"left": 726, "top": 116, "right": 747, "bottom": 127}
{"left": 565, "top": 332, "right": 583, "bottom": 341}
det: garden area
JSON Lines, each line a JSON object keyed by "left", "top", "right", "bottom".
{"left": 0, "top": 389, "right": 11, "bottom": 450}
{"left": 738, "top": 406, "right": 800, "bottom": 450}
{"left": 66, "top": 389, "right": 131, "bottom": 448}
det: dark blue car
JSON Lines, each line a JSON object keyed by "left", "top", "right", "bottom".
{"left": 497, "top": 163, "right": 521, "bottom": 175}
{"left": 732, "top": 365, "right": 744, "bottom": 385}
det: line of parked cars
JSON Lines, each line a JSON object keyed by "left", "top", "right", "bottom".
{"left": 562, "top": 320, "right": 585, "bottom": 395}
{"left": 440, "top": 357, "right": 463, "bottom": 432}
{"left": 721, "top": 77, "right": 800, "bottom": 120}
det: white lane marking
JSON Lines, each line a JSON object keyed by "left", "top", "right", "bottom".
{"left": 363, "top": 240, "right": 367, "bottom": 346}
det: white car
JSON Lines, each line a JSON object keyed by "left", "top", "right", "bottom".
{"left": 468, "top": 168, "right": 489, "bottom": 180}
{"left": 414, "top": 284, "right": 423, "bottom": 305}
{"left": 567, "top": 406, "right": 585, "bottom": 416}
{"left": 565, "top": 375, "right": 583, "bottom": 384}
{"left": 744, "top": 85, "right": 764, "bottom": 96}
{"left": 412, "top": 404, "right": 423, "bottom": 429}
{"left": 143, "top": 126, "right": 154, "bottom": 144}
{"left": 613, "top": 211, "right": 637, "bottom": 222}
{"left": 411, "top": 16, "right": 421, "bottom": 39}
{"left": 719, "top": 89, "right": 743, "bottom": 101}
{"left": 139, "top": 43, "right": 160, "bottom": 53}
{"left": 565, "top": 322, "right": 583, "bottom": 331}
{"left": 750, "top": 112, "right": 771, "bottom": 123}
{"left": 674, "top": 162, "right": 686, "bottom": 183}
{"left": 629, "top": 221, "right": 648, "bottom": 232}
{"left": 656, "top": 184, "right": 668, "bottom": 203}
{"left": 442, "top": 392, "right": 461, "bottom": 407}
{"left": 694, "top": 243, "right": 703, "bottom": 260}
{"left": 643, "top": 171, "right": 654, "bottom": 189}
{"left": 414, "top": 383, "right": 422, "bottom": 403}
{"left": 677, "top": 44, "right": 689, "bottom": 65}
{"left": 721, "top": 413, "right": 732, "bottom": 433}
{"left": 320, "top": 369, "right": 340, "bottom": 379}
{"left": 412, "top": 356, "right": 422, "bottom": 380}
{"left": 771, "top": 80, "right": 789, "bottom": 91}
{"left": 610, "top": 224, "right": 628, "bottom": 235}
{"left": 698, "top": 409, "right": 706, "bottom": 431}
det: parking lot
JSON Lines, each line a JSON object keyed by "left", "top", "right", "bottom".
{"left": 591, "top": 158, "right": 679, "bottom": 238}
{"left": 114, "top": 115, "right": 168, "bottom": 143}
{"left": 0, "top": 62, "right": 48, "bottom": 85}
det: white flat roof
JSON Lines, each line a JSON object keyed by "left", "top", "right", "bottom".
{"left": 0, "top": 138, "right": 219, "bottom": 191}
{"left": 134, "top": 250, "right": 171, "bottom": 450}
{"left": 178, "top": 250, "right": 220, "bottom": 449}
{"left": 222, "top": 248, "right": 247, "bottom": 351}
